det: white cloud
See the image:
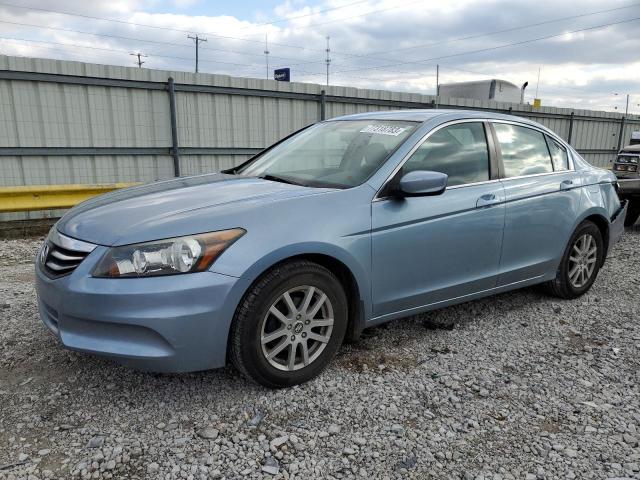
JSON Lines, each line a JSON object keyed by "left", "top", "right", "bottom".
{"left": 0, "top": 0, "right": 638, "bottom": 113}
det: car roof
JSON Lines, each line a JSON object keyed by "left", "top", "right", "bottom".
{"left": 329, "top": 108, "right": 540, "bottom": 126}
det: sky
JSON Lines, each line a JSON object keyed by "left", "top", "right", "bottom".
{"left": 0, "top": 0, "right": 638, "bottom": 114}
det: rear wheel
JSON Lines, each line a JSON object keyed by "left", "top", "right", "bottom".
{"left": 544, "top": 220, "right": 603, "bottom": 299}
{"left": 229, "top": 260, "right": 347, "bottom": 388}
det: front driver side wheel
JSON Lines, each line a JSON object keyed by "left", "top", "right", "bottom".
{"left": 229, "top": 260, "right": 347, "bottom": 388}
{"left": 544, "top": 220, "right": 604, "bottom": 299}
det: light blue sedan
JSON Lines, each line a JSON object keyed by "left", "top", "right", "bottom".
{"left": 35, "top": 110, "right": 627, "bottom": 387}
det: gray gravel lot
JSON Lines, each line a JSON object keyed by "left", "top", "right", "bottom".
{"left": 0, "top": 229, "right": 639, "bottom": 480}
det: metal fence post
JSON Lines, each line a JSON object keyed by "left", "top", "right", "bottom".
{"left": 617, "top": 116, "right": 626, "bottom": 152}
{"left": 167, "top": 77, "right": 181, "bottom": 177}
{"left": 320, "top": 90, "right": 326, "bottom": 121}
{"left": 567, "top": 112, "right": 574, "bottom": 145}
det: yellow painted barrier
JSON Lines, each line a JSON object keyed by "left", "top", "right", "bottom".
{"left": 0, "top": 183, "right": 139, "bottom": 212}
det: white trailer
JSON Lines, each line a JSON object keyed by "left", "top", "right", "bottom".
{"left": 438, "top": 79, "right": 526, "bottom": 104}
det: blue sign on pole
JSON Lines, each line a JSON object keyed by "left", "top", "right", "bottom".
{"left": 274, "top": 68, "right": 290, "bottom": 82}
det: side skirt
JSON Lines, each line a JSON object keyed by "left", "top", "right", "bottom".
{"left": 366, "top": 272, "right": 554, "bottom": 327}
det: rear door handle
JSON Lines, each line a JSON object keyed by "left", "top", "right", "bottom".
{"left": 476, "top": 193, "right": 501, "bottom": 208}
{"left": 560, "top": 179, "right": 574, "bottom": 190}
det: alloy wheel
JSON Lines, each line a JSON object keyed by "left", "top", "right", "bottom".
{"left": 260, "top": 286, "right": 334, "bottom": 371}
{"left": 568, "top": 233, "right": 598, "bottom": 288}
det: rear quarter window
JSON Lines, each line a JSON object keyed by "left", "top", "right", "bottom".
{"left": 546, "top": 136, "right": 569, "bottom": 171}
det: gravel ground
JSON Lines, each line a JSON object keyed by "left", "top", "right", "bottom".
{"left": 0, "top": 228, "right": 639, "bottom": 480}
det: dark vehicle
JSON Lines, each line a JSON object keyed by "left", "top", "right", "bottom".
{"left": 612, "top": 141, "right": 640, "bottom": 227}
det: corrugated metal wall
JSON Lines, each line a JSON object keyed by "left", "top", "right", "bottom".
{"left": 1, "top": 54, "right": 638, "bottom": 221}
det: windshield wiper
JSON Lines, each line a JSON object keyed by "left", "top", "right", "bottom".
{"left": 258, "top": 174, "right": 304, "bottom": 186}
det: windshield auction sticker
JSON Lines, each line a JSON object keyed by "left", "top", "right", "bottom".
{"left": 360, "top": 124, "right": 409, "bottom": 136}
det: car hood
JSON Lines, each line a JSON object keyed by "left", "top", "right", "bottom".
{"left": 57, "top": 173, "right": 332, "bottom": 246}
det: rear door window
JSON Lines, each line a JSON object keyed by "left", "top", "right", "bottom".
{"left": 493, "top": 123, "right": 553, "bottom": 178}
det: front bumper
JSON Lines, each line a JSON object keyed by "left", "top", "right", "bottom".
{"left": 35, "top": 243, "right": 244, "bottom": 372}
{"left": 615, "top": 177, "right": 640, "bottom": 197}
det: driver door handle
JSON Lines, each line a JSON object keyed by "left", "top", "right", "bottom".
{"left": 560, "top": 179, "right": 574, "bottom": 190}
{"left": 476, "top": 193, "right": 501, "bottom": 208}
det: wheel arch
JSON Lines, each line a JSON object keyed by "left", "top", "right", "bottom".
{"left": 269, "top": 253, "right": 365, "bottom": 343}
{"left": 224, "top": 244, "right": 370, "bottom": 362}
{"left": 575, "top": 208, "right": 610, "bottom": 266}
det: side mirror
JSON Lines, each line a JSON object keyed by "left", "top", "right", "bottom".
{"left": 397, "top": 170, "right": 448, "bottom": 197}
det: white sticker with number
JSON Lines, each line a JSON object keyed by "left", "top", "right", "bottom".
{"left": 359, "top": 124, "right": 409, "bottom": 136}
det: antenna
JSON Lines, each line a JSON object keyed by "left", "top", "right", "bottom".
{"left": 130, "top": 52, "right": 147, "bottom": 68}
{"left": 264, "top": 33, "right": 270, "bottom": 79}
{"left": 187, "top": 34, "right": 208, "bottom": 73}
{"left": 325, "top": 36, "right": 331, "bottom": 86}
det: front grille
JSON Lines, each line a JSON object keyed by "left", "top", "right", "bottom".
{"left": 42, "top": 241, "right": 90, "bottom": 278}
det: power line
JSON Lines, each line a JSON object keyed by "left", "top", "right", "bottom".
{"left": 2, "top": 35, "right": 631, "bottom": 110}
{"left": 0, "top": 0, "right": 430, "bottom": 60}
{"left": 0, "top": 0, "right": 367, "bottom": 55}
{"left": 268, "top": 0, "right": 424, "bottom": 30}
{"left": 0, "top": 0, "right": 369, "bottom": 33}
{"left": 437, "top": 65, "right": 493, "bottom": 78}
{"left": 0, "top": 36, "right": 265, "bottom": 71}
{"left": 0, "top": 22, "right": 577, "bottom": 87}
{"left": 360, "top": 2, "right": 640, "bottom": 58}
{"left": 285, "top": 2, "right": 640, "bottom": 69}
{"left": 297, "top": 2, "right": 640, "bottom": 70}
{"left": 0, "top": 19, "right": 315, "bottom": 64}
{"left": 331, "top": 16, "right": 640, "bottom": 75}
{"left": 0, "top": 15, "right": 628, "bottom": 90}
{"left": 0, "top": 19, "right": 435, "bottom": 81}
{"left": 243, "top": 0, "right": 371, "bottom": 28}
{"left": 0, "top": 5, "right": 636, "bottom": 88}
{"left": 2, "top": 0, "right": 634, "bottom": 69}
{"left": 0, "top": 36, "right": 393, "bottom": 84}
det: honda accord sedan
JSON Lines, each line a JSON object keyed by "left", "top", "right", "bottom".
{"left": 35, "top": 110, "right": 627, "bottom": 388}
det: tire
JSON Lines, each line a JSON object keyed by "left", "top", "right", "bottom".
{"left": 624, "top": 200, "right": 640, "bottom": 228}
{"left": 544, "top": 220, "right": 604, "bottom": 299}
{"left": 229, "top": 260, "right": 347, "bottom": 388}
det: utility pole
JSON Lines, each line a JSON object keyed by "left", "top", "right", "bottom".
{"left": 130, "top": 52, "right": 147, "bottom": 68}
{"left": 534, "top": 66, "right": 541, "bottom": 99}
{"left": 625, "top": 94, "right": 629, "bottom": 116}
{"left": 614, "top": 93, "right": 631, "bottom": 115}
{"left": 435, "top": 64, "right": 439, "bottom": 108}
{"left": 325, "top": 36, "right": 331, "bottom": 86}
{"left": 264, "top": 33, "right": 270, "bottom": 79}
{"left": 187, "top": 34, "right": 207, "bottom": 73}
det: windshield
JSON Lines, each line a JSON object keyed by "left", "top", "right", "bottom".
{"left": 237, "top": 120, "right": 418, "bottom": 188}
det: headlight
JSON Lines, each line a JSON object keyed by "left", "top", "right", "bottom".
{"left": 93, "top": 229, "right": 245, "bottom": 278}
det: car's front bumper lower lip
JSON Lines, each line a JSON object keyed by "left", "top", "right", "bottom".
{"left": 35, "top": 247, "right": 242, "bottom": 372}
